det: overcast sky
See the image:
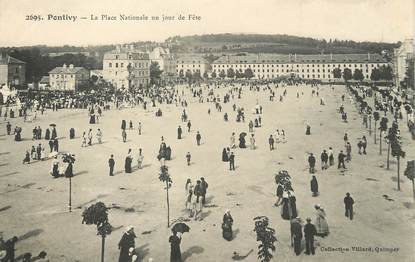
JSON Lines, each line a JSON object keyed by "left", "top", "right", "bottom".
{"left": 0, "top": 0, "right": 414, "bottom": 47}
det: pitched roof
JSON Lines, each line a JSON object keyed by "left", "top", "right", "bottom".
{"left": 176, "top": 55, "right": 208, "bottom": 64}
{"left": 0, "top": 55, "right": 26, "bottom": 65}
{"left": 49, "top": 65, "right": 88, "bottom": 74}
{"left": 213, "top": 53, "right": 387, "bottom": 64}
{"left": 103, "top": 50, "right": 149, "bottom": 60}
{"left": 40, "top": 76, "right": 49, "bottom": 83}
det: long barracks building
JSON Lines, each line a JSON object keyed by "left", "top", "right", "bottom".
{"left": 211, "top": 53, "right": 388, "bottom": 81}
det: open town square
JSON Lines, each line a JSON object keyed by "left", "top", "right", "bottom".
{"left": 1, "top": 78, "right": 414, "bottom": 261}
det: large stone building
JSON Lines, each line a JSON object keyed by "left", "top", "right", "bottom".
{"left": 0, "top": 53, "right": 26, "bottom": 88}
{"left": 149, "top": 47, "right": 176, "bottom": 84}
{"left": 393, "top": 39, "right": 414, "bottom": 87}
{"left": 176, "top": 55, "right": 209, "bottom": 77}
{"left": 48, "top": 64, "right": 90, "bottom": 91}
{"left": 211, "top": 53, "right": 388, "bottom": 81}
{"left": 102, "top": 47, "right": 150, "bottom": 89}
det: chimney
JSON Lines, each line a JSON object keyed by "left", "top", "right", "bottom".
{"left": 294, "top": 53, "right": 297, "bottom": 62}
{"left": 368, "top": 53, "right": 370, "bottom": 60}
{"left": 69, "top": 64, "right": 74, "bottom": 69}
{"left": 330, "top": 53, "right": 333, "bottom": 61}
{"left": 63, "top": 63, "right": 67, "bottom": 68}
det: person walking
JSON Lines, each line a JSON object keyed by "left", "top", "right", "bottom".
{"left": 122, "top": 129, "right": 127, "bottom": 143}
{"left": 177, "top": 126, "right": 182, "bottom": 139}
{"left": 88, "top": 129, "right": 92, "bottom": 146}
{"left": 343, "top": 133, "right": 348, "bottom": 146}
{"left": 308, "top": 153, "right": 316, "bottom": 174}
{"left": 125, "top": 149, "right": 132, "bottom": 173}
{"left": 310, "top": 175, "right": 318, "bottom": 196}
{"left": 109, "top": 155, "right": 115, "bottom": 176}
{"left": 321, "top": 150, "right": 328, "bottom": 170}
{"left": 338, "top": 150, "right": 346, "bottom": 169}
{"left": 249, "top": 134, "right": 256, "bottom": 150}
{"left": 187, "top": 120, "right": 192, "bottom": 132}
{"left": 345, "top": 142, "right": 352, "bottom": 162}
{"left": 269, "top": 135, "right": 275, "bottom": 150}
{"left": 196, "top": 131, "right": 201, "bottom": 146}
{"left": 290, "top": 218, "right": 302, "bottom": 256}
{"left": 186, "top": 152, "right": 191, "bottom": 166}
{"left": 169, "top": 231, "right": 182, "bottom": 262}
{"left": 344, "top": 193, "right": 354, "bottom": 220}
{"left": 81, "top": 132, "right": 87, "bottom": 147}
{"left": 304, "top": 218, "right": 317, "bottom": 255}
{"left": 6, "top": 122, "right": 11, "bottom": 135}
{"left": 362, "top": 136, "right": 367, "bottom": 154}
{"left": 136, "top": 149, "right": 144, "bottom": 169}
{"left": 328, "top": 147, "right": 334, "bottom": 166}
{"left": 229, "top": 152, "right": 235, "bottom": 171}
{"left": 138, "top": 122, "right": 142, "bottom": 135}
{"left": 118, "top": 226, "right": 136, "bottom": 262}
{"left": 96, "top": 129, "right": 103, "bottom": 144}
{"left": 222, "top": 209, "right": 234, "bottom": 241}
{"left": 200, "top": 177, "right": 208, "bottom": 206}
{"left": 314, "top": 205, "right": 329, "bottom": 237}
{"left": 193, "top": 180, "right": 203, "bottom": 220}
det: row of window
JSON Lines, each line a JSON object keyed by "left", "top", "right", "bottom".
{"left": 50, "top": 74, "right": 74, "bottom": 79}
{"left": 106, "top": 70, "right": 149, "bottom": 76}
{"left": 108, "top": 62, "right": 149, "bottom": 69}
{"left": 213, "top": 63, "right": 384, "bottom": 68}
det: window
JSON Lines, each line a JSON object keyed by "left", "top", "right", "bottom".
{"left": 116, "top": 63, "right": 118, "bottom": 68}
{"left": 109, "top": 62, "right": 112, "bottom": 68}
{"left": 121, "top": 63, "right": 124, "bottom": 68}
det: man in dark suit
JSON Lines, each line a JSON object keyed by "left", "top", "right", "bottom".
{"left": 108, "top": 155, "right": 115, "bottom": 176}
{"left": 344, "top": 192, "right": 354, "bottom": 220}
{"left": 229, "top": 152, "right": 235, "bottom": 171}
{"left": 304, "top": 218, "right": 317, "bottom": 255}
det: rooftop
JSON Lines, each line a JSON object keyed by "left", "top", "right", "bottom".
{"left": 0, "top": 55, "right": 26, "bottom": 65}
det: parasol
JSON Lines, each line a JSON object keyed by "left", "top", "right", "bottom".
{"left": 49, "top": 123, "right": 56, "bottom": 127}
{"left": 171, "top": 222, "right": 190, "bottom": 234}
{"left": 239, "top": 132, "right": 247, "bottom": 138}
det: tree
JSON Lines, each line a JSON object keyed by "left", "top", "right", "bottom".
{"left": 332, "top": 67, "right": 342, "bottom": 79}
{"left": 379, "top": 117, "right": 388, "bottom": 155}
{"left": 244, "top": 68, "right": 254, "bottom": 79}
{"left": 370, "top": 68, "right": 381, "bottom": 81}
{"left": 404, "top": 160, "right": 415, "bottom": 200}
{"left": 353, "top": 69, "right": 364, "bottom": 81}
{"left": 373, "top": 111, "right": 380, "bottom": 144}
{"left": 343, "top": 68, "right": 353, "bottom": 82}
{"left": 211, "top": 71, "right": 217, "bottom": 78}
{"left": 227, "top": 68, "right": 235, "bottom": 79}
{"left": 254, "top": 216, "right": 277, "bottom": 262}
{"left": 391, "top": 136, "right": 406, "bottom": 191}
{"left": 385, "top": 124, "right": 398, "bottom": 170}
{"left": 82, "top": 202, "right": 112, "bottom": 262}
{"left": 150, "top": 61, "right": 163, "bottom": 85}
{"left": 379, "top": 65, "right": 393, "bottom": 81}
{"left": 203, "top": 71, "right": 208, "bottom": 79}
{"left": 219, "top": 70, "right": 226, "bottom": 79}
{"left": 159, "top": 165, "right": 172, "bottom": 227}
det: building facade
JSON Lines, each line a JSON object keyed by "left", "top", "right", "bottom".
{"left": 211, "top": 53, "right": 388, "bottom": 81}
{"left": 393, "top": 39, "right": 414, "bottom": 87}
{"left": 48, "top": 64, "right": 90, "bottom": 91}
{"left": 149, "top": 47, "right": 176, "bottom": 83}
{"left": 176, "top": 55, "right": 209, "bottom": 77}
{"left": 102, "top": 48, "right": 150, "bottom": 89}
{"left": 0, "top": 53, "right": 26, "bottom": 88}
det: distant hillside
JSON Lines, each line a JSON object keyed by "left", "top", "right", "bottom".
{"left": 166, "top": 33, "right": 399, "bottom": 55}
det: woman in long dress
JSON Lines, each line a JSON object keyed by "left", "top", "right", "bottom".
{"left": 222, "top": 210, "right": 234, "bottom": 241}
{"left": 314, "top": 205, "right": 329, "bottom": 237}
{"left": 169, "top": 231, "right": 182, "bottom": 262}
{"left": 222, "top": 148, "right": 229, "bottom": 162}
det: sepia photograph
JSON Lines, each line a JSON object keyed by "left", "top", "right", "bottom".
{"left": 0, "top": 0, "right": 414, "bottom": 261}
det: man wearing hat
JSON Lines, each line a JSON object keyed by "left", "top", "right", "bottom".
{"left": 290, "top": 218, "right": 303, "bottom": 255}
{"left": 344, "top": 193, "right": 354, "bottom": 220}
{"left": 304, "top": 218, "right": 317, "bottom": 255}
